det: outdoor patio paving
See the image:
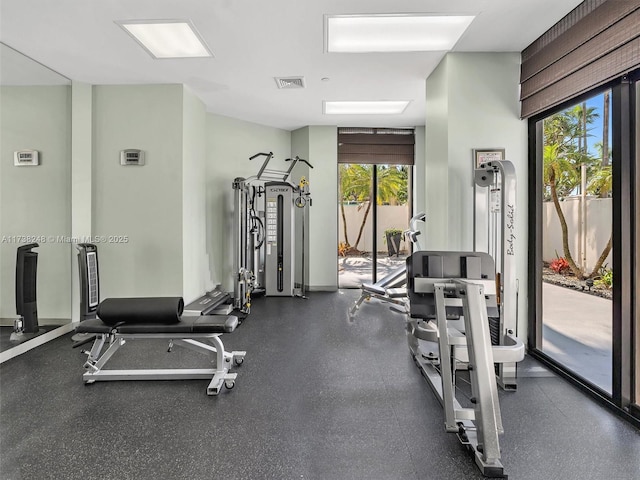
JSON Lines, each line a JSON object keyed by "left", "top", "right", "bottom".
{"left": 338, "top": 254, "right": 407, "bottom": 288}
{"left": 542, "top": 282, "right": 612, "bottom": 392}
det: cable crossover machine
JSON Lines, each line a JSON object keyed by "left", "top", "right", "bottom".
{"left": 232, "top": 152, "right": 313, "bottom": 313}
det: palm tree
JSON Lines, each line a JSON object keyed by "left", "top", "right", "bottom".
{"left": 339, "top": 164, "right": 407, "bottom": 253}
{"left": 543, "top": 100, "right": 611, "bottom": 280}
{"left": 602, "top": 91, "right": 610, "bottom": 167}
{"left": 339, "top": 164, "right": 371, "bottom": 251}
{"left": 544, "top": 144, "right": 583, "bottom": 278}
{"left": 588, "top": 161, "right": 612, "bottom": 197}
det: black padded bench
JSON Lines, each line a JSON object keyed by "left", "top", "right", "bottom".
{"left": 77, "top": 313, "right": 246, "bottom": 395}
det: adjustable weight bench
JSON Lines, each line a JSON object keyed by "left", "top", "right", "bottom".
{"left": 75, "top": 297, "right": 246, "bottom": 395}
{"left": 348, "top": 212, "right": 426, "bottom": 321}
{"left": 348, "top": 265, "right": 408, "bottom": 320}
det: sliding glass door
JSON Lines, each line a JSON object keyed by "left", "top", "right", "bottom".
{"left": 529, "top": 74, "right": 639, "bottom": 425}
{"left": 338, "top": 163, "right": 411, "bottom": 288}
{"left": 336, "top": 128, "right": 415, "bottom": 289}
{"left": 539, "top": 90, "right": 613, "bottom": 392}
{"left": 634, "top": 78, "right": 640, "bottom": 418}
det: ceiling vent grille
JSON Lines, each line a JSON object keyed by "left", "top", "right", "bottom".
{"left": 274, "top": 76, "right": 305, "bottom": 89}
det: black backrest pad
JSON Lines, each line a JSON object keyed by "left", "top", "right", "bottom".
{"left": 97, "top": 297, "right": 184, "bottom": 325}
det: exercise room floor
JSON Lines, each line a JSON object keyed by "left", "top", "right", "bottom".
{"left": 1, "top": 290, "right": 639, "bottom": 480}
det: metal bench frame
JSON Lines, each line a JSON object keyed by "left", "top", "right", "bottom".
{"left": 83, "top": 330, "right": 246, "bottom": 395}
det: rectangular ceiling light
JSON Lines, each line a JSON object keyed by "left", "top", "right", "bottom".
{"left": 324, "top": 101, "right": 410, "bottom": 115}
{"left": 326, "top": 14, "right": 475, "bottom": 53}
{"left": 118, "top": 20, "right": 212, "bottom": 59}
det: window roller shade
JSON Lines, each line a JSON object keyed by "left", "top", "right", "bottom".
{"left": 338, "top": 128, "right": 415, "bottom": 165}
{"left": 520, "top": 0, "right": 640, "bottom": 119}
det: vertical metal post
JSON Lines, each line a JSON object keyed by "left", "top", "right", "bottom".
{"left": 459, "top": 282, "right": 503, "bottom": 468}
{"left": 434, "top": 285, "right": 458, "bottom": 431}
{"left": 529, "top": 120, "right": 544, "bottom": 352}
{"left": 372, "top": 166, "right": 378, "bottom": 284}
{"left": 580, "top": 163, "right": 587, "bottom": 271}
{"left": 476, "top": 161, "right": 518, "bottom": 389}
{"left": 492, "top": 161, "right": 518, "bottom": 389}
{"left": 232, "top": 178, "right": 247, "bottom": 310}
{"left": 612, "top": 79, "right": 633, "bottom": 407}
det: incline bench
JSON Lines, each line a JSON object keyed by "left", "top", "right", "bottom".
{"left": 76, "top": 297, "right": 245, "bottom": 395}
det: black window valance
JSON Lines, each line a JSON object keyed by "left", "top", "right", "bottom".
{"left": 520, "top": 0, "right": 640, "bottom": 118}
{"left": 338, "top": 127, "right": 415, "bottom": 165}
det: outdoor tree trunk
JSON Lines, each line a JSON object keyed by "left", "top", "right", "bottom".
{"left": 340, "top": 202, "right": 350, "bottom": 247}
{"left": 550, "top": 170, "right": 584, "bottom": 280}
{"left": 588, "top": 235, "right": 612, "bottom": 279}
{"left": 551, "top": 170, "right": 613, "bottom": 281}
{"left": 602, "top": 91, "right": 610, "bottom": 168}
{"left": 354, "top": 200, "right": 372, "bottom": 250}
{"left": 581, "top": 101, "right": 587, "bottom": 154}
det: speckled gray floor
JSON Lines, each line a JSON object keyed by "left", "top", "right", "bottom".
{"left": 0, "top": 324, "right": 61, "bottom": 353}
{"left": 1, "top": 291, "right": 639, "bottom": 480}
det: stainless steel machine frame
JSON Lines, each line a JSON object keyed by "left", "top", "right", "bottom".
{"left": 232, "top": 153, "right": 312, "bottom": 311}
{"left": 474, "top": 160, "right": 518, "bottom": 390}
{"left": 264, "top": 182, "right": 296, "bottom": 296}
{"left": 406, "top": 251, "right": 524, "bottom": 477}
{"left": 82, "top": 331, "right": 246, "bottom": 395}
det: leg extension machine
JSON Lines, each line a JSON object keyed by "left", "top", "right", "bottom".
{"left": 406, "top": 251, "right": 524, "bottom": 478}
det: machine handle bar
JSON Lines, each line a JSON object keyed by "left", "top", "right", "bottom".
{"left": 285, "top": 156, "right": 314, "bottom": 169}
{"left": 249, "top": 152, "right": 273, "bottom": 161}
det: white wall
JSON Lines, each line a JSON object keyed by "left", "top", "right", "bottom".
{"left": 92, "top": 85, "right": 184, "bottom": 298}
{"left": 0, "top": 85, "right": 71, "bottom": 321}
{"left": 306, "top": 126, "right": 338, "bottom": 291}
{"left": 206, "top": 114, "right": 291, "bottom": 291}
{"left": 182, "top": 88, "right": 209, "bottom": 304}
{"left": 424, "top": 59, "right": 450, "bottom": 250}
{"left": 338, "top": 205, "right": 411, "bottom": 253}
{"left": 414, "top": 126, "right": 426, "bottom": 240}
{"left": 71, "top": 81, "right": 93, "bottom": 322}
{"left": 543, "top": 197, "right": 612, "bottom": 271}
{"left": 423, "top": 52, "right": 529, "bottom": 338}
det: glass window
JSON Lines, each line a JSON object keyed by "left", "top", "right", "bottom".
{"left": 635, "top": 79, "right": 640, "bottom": 407}
{"left": 540, "top": 90, "right": 613, "bottom": 393}
{"left": 338, "top": 164, "right": 412, "bottom": 288}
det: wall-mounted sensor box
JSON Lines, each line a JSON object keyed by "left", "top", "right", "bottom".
{"left": 120, "top": 149, "right": 145, "bottom": 166}
{"left": 14, "top": 150, "right": 39, "bottom": 166}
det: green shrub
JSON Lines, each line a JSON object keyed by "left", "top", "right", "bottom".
{"left": 594, "top": 268, "right": 613, "bottom": 289}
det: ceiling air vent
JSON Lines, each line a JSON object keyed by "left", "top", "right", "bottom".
{"left": 274, "top": 76, "right": 305, "bottom": 89}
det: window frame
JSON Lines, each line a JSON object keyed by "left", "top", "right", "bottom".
{"left": 527, "top": 75, "right": 639, "bottom": 427}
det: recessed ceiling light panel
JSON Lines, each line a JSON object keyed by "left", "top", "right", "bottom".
{"left": 325, "top": 14, "right": 475, "bottom": 53}
{"left": 117, "top": 20, "right": 212, "bottom": 59}
{"left": 324, "top": 100, "right": 410, "bottom": 115}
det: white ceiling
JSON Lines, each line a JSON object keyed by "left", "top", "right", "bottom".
{"left": 0, "top": 0, "right": 583, "bottom": 131}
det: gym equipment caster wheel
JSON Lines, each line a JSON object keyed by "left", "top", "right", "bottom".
{"left": 235, "top": 357, "right": 244, "bottom": 366}
{"left": 225, "top": 381, "right": 235, "bottom": 390}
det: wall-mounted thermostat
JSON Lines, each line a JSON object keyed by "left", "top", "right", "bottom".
{"left": 14, "top": 150, "right": 39, "bottom": 166}
{"left": 120, "top": 149, "right": 145, "bottom": 166}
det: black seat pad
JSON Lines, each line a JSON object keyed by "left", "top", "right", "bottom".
{"left": 112, "top": 315, "right": 238, "bottom": 334}
{"left": 75, "top": 315, "right": 238, "bottom": 335}
{"left": 75, "top": 319, "right": 114, "bottom": 334}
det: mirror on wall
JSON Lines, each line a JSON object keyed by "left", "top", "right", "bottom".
{"left": 0, "top": 42, "right": 72, "bottom": 356}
